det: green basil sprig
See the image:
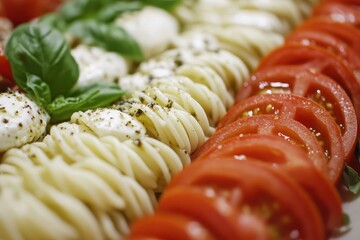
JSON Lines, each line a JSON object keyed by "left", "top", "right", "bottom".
{"left": 5, "top": 22, "right": 79, "bottom": 97}
{"left": 59, "top": 0, "right": 116, "bottom": 22}
{"left": 97, "top": 1, "right": 145, "bottom": 22}
{"left": 59, "top": 0, "right": 182, "bottom": 22}
{"left": 47, "top": 83, "right": 125, "bottom": 123}
{"left": 343, "top": 164, "right": 360, "bottom": 194}
{"left": 68, "top": 20, "right": 143, "bottom": 60}
{"left": 5, "top": 22, "right": 125, "bottom": 123}
{"left": 342, "top": 143, "right": 360, "bottom": 195}
{"left": 142, "top": 0, "right": 182, "bottom": 10}
{"left": 38, "top": 13, "right": 68, "bottom": 33}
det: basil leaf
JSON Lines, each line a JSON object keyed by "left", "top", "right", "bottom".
{"left": 68, "top": 20, "right": 143, "bottom": 60}
{"left": 97, "top": 1, "right": 145, "bottom": 22}
{"left": 59, "top": 0, "right": 116, "bottom": 22}
{"left": 26, "top": 74, "right": 52, "bottom": 106}
{"left": 331, "top": 213, "right": 351, "bottom": 237}
{"left": 342, "top": 164, "right": 360, "bottom": 194}
{"left": 5, "top": 22, "right": 79, "bottom": 99}
{"left": 38, "top": 13, "right": 68, "bottom": 32}
{"left": 46, "top": 83, "right": 125, "bottom": 123}
{"left": 142, "top": 0, "right": 182, "bottom": 10}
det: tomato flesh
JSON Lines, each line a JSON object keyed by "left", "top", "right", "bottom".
{"left": 257, "top": 43, "right": 360, "bottom": 139}
{"left": 313, "top": 2, "right": 360, "bottom": 27}
{"left": 196, "top": 134, "right": 343, "bottom": 234}
{"left": 193, "top": 115, "right": 329, "bottom": 179}
{"left": 166, "top": 160, "right": 325, "bottom": 240}
{"left": 1, "top": 0, "right": 63, "bottom": 26}
{"left": 235, "top": 65, "right": 357, "bottom": 163}
{"left": 216, "top": 94, "right": 346, "bottom": 182}
{"left": 129, "top": 213, "right": 215, "bottom": 240}
{"left": 0, "top": 44, "right": 15, "bottom": 91}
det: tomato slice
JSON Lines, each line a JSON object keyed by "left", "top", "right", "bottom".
{"left": 257, "top": 43, "right": 360, "bottom": 129}
{"left": 215, "top": 94, "right": 346, "bottom": 182}
{"left": 0, "top": 44, "right": 15, "bottom": 92}
{"left": 286, "top": 29, "right": 360, "bottom": 75}
{"left": 296, "top": 17, "right": 360, "bottom": 56}
{"left": 129, "top": 213, "right": 215, "bottom": 240}
{"left": 165, "top": 159, "right": 325, "bottom": 240}
{"left": 235, "top": 66, "right": 357, "bottom": 163}
{"left": 193, "top": 115, "right": 329, "bottom": 179}
{"left": 155, "top": 186, "right": 268, "bottom": 240}
{"left": 196, "top": 134, "right": 343, "bottom": 234}
{"left": 2, "top": 0, "right": 63, "bottom": 26}
{"left": 313, "top": 2, "right": 360, "bottom": 27}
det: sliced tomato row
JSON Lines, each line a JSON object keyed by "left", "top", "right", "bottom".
{"left": 129, "top": 1, "right": 360, "bottom": 239}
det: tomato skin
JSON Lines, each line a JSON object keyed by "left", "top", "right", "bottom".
{"left": 215, "top": 94, "right": 346, "bottom": 182}
{"left": 1, "top": 0, "right": 63, "bottom": 26}
{"left": 257, "top": 43, "right": 360, "bottom": 131}
{"left": 313, "top": 2, "right": 360, "bottom": 27}
{"left": 196, "top": 134, "right": 343, "bottom": 234}
{"left": 286, "top": 29, "right": 360, "bottom": 74}
{"left": 0, "top": 44, "right": 15, "bottom": 91}
{"left": 193, "top": 115, "right": 329, "bottom": 178}
{"left": 296, "top": 17, "right": 360, "bottom": 56}
{"left": 156, "top": 186, "right": 269, "bottom": 240}
{"left": 166, "top": 159, "right": 325, "bottom": 240}
{"left": 129, "top": 213, "right": 215, "bottom": 240}
{"left": 235, "top": 65, "right": 357, "bottom": 163}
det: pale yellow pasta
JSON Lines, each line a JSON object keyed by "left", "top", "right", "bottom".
{"left": 145, "top": 48, "right": 250, "bottom": 92}
{"left": 95, "top": 210, "right": 130, "bottom": 240}
{"left": 234, "top": 0, "right": 304, "bottom": 28}
{"left": 123, "top": 139, "right": 181, "bottom": 190}
{"left": 136, "top": 58, "right": 234, "bottom": 108}
{"left": 43, "top": 125, "right": 156, "bottom": 189}
{"left": 115, "top": 101, "right": 205, "bottom": 159}
{"left": 1, "top": 155, "right": 156, "bottom": 239}
{"left": 73, "top": 158, "right": 155, "bottom": 220}
{"left": 0, "top": 165, "right": 107, "bottom": 240}
{"left": 176, "top": 64, "right": 234, "bottom": 108}
{"left": 188, "top": 25, "right": 283, "bottom": 65}
{"left": 0, "top": 176, "right": 77, "bottom": 240}
{"left": 132, "top": 86, "right": 215, "bottom": 136}
{"left": 150, "top": 76, "right": 226, "bottom": 125}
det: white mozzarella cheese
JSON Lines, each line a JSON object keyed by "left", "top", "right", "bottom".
{"left": 115, "top": 6, "right": 179, "bottom": 59}
{"left": 71, "top": 45, "right": 130, "bottom": 88}
{"left": 70, "top": 108, "right": 147, "bottom": 141}
{"left": 0, "top": 91, "right": 49, "bottom": 152}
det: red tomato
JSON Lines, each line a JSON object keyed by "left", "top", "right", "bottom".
{"left": 196, "top": 134, "right": 343, "bottom": 234}
{"left": 156, "top": 186, "right": 268, "bottom": 240}
{"left": 165, "top": 159, "right": 325, "bottom": 240}
{"left": 216, "top": 93, "right": 346, "bottom": 182}
{"left": 0, "top": 44, "right": 15, "bottom": 91}
{"left": 1, "top": 0, "right": 63, "bottom": 26}
{"left": 235, "top": 66, "right": 357, "bottom": 163}
{"left": 296, "top": 17, "right": 360, "bottom": 55}
{"left": 325, "top": 0, "right": 360, "bottom": 3}
{"left": 313, "top": 2, "right": 360, "bottom": 27}
{"left": 286, "top": 29, "right": 360, "bottom": 74}
{"left": 129, "top": 213, "right": 215, "bottom": 240}
{"left": 193, "top": 115, "right": 329, "bottom": 178}
{"left": 257, "top": 43, "right": 360, "bottom": 129}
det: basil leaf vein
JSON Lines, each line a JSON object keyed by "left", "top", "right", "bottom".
{"left": 5, "top": 22, "right": 79, "bottom": 98}
{"left": 47, "top": 83, "right": 125, "bottom": 123}
{"left": 97, "top": 1, "right": 145, "bottom": 22}
{"left": 68, "top": 20, "right": 143, "bottom": 60}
